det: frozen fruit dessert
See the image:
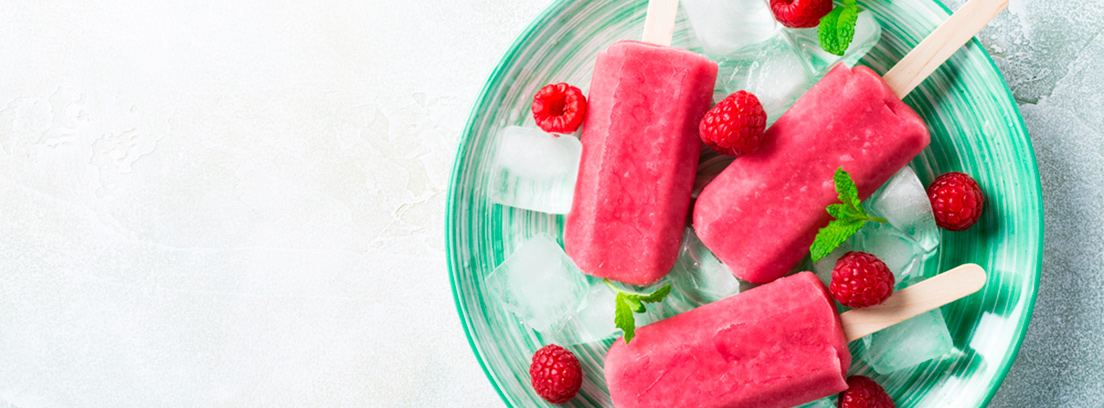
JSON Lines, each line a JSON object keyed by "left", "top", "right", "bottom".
{"left": 604, "top": 272, "right": 850, "bottom": 408}
{"left": 694, "top": 64, "right": 929, "bottom": 284}
{"left": 564, "top": 40, "right": 717, "bottom": 286}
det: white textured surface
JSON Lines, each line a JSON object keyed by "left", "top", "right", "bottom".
{"left": 0, "top": 0, "right": 1101, "bottom": 406}
{"left": 0, "top": 0, "right": 543, "bottom": 406}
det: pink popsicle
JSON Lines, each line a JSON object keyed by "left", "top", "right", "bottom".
{"left": 604, "top": 264, "right": 988, "bottom": 408}
{"left": 564, "top": 40, "right": 717, "bottom": 286}
{"left": 604, "top": 272, "right": 850, "bottom": 408}
{"left": 693, "top": 64, "right": 929, "bottom": 284}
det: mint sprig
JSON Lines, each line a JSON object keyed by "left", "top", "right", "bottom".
{"left": 810, "top": 167, "right": 886, "bottom": 261}
{"left": 817, "top": 2, "right": 862, "bottom": 56}
{"left": 604, "top": 279, "right": 671, "bottom": 344}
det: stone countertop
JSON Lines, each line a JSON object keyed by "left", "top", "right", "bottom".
{"left": 0, "top": 0, "right": 1098, "bottom": 406}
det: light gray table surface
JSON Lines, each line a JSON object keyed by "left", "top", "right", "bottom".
{"left": 0, "top": 0, "right": 1099, "bottom": 406}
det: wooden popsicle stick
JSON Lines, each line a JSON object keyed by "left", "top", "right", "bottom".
{"left": 641, "top": 0, "right": 680, "bottom": 46}
{"left": 882, "top": 0, "right": 1008, "bottom": 99}
{"left": 840, "top": 263, "right": 987, "bottom": 342}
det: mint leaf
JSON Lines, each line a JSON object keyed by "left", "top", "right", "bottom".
{"left": 635, "top": 284, "right": 671, "bottom": 303}
{"left": 810, "top": 167, "right": 886, "bottom": 262}
{"left": 623, "top": 296, "right": 645, "bottom": 313}
{"left": 613, "top": 293, "right": 637, "bottom": 343}
{"left": 605, "top": 280, "right": 673, "bottom": 344}
{"left": 834, "top": 166, "right": 861, "bottom": 207}
{"left": 818, "top": 5, "right": 861, "bottom": 56}
{"left": 811, "top": 219, "right": 865, "bottom": 261}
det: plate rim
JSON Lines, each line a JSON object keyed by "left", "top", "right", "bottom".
{"left": 445, "top": 0, "right": 566, "bottom": 405}
{"left": 445, "top": 0, "right": 1044, "bottom": 406}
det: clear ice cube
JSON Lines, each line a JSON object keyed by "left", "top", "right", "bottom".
{"left": 551, "top": 278, "right": 682, "bottom": 345}
{"left": 811, "top": 242, "right": 853, "bottom": 287}
{"left": 485, "top": 234, "right": 589, "bottom": 332}
{"left": 851, "top": 220, "right": 921, "bottom": 282}
{"left": 486, "top": 126, "right": 582, "bottom": 214}
{"left": 681, "top": 0, "right": 780, "bottom": 60}
{"left": 722, "top": 34, "right": 819, "bottom": 124}
{"left": 552, "top": 280, "right": 620, "bottom": 345}
{"left": 669, "top": 228, "right": 745, "bottom": 304}
{"left": 861, "top": 306, "right": 954, "bottom": 374}
{"left": 693, "top": 154, "right": 735, "bottom": 199}
{"left": 785, "top": 11, "right": 882, "bottom": 75}
{"left": 866, "top": 166, "right": 941, "bottom": 253}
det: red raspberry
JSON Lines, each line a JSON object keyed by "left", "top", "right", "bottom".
{"left": 699, "top": 91, "right": 768, "bottom": 156}
{"left": 927, "top": 172, "right": 985, "bottom": 231}
{"left": 839, "top": 375, "right": 896, "bottom": 408}
{"left": 529, "top": 344, "right": 582, "bottom": 404}
{"left": 532, "top": 83, "right": 587, "bottom": 134}
{"left": 829, "top": 252, "right": 895, "bottom": 308}
{"left": 770, "top": 0, "right": 834, "bottom": 28}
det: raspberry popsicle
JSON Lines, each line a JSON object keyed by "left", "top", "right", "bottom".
{"left": 695, "top": 64, "right": 927, "bottom": 284}
{"left": 694, "top": 0, "right": 1008, "bottom": 284}
{"left": 604, "top": 265, "right": 986, "bottom": 408}
{"left": 565, "top": 0, "right": 717, "bottom": 285}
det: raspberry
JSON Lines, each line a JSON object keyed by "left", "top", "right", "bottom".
{"left": 770, "top": 0, "right": 834, "bottom": 28}
{"left": 839, "top": 375, "right": 896, "bottom": 408}
{"left": 699, "top": 91, "right": 768, "bottom": 156}
{"left": 529, "top": 344, "right": 582, "bottom": 404}
{"left": 927, "top": 172, "right": 985, "bottom": 231}
{"left": 829, "top": 251, "right": 895, "bottom": 308}
{"left": 532, "top": 83, "right": 587, "bottom": 134}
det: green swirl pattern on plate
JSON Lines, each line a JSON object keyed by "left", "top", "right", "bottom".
{"left": 446, "top": 0, "right": 1042, "bottom": 406}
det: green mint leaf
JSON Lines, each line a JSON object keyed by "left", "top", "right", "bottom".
{"left": 613, "top": 293, "right": 638, "bottom": 344}
{"left": 818, "top": 5, "right": 861, "bottom": 56}
{"left": 624, "top": 296, "right": 646, "bottom": 313}
{"left": 842, "top": 0, "right": 858, "bottom": 6}
{"left": 605, "top": 281, "right": 674, "bottom": 344}
{"left": 811, "top": 219, "right": 865, "bottom": 261}
{"left": 810, "top": 167, "right": 886, "bottom": 262}
{"left": 635, "top": 284, "right": 672, "bottom": 304}
{"left": 833, "top": 168, "right": 860, "bottom": 208}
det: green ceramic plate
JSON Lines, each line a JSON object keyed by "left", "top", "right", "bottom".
{"left": 447, "top": 0, "right": 1042, "bottom": 406}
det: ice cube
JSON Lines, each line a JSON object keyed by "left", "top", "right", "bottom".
{"left": 851, "top": 221, "right": 921, "bottom": 282}
{"left": 668, "top": 228, "right": 745, "bottom": 304}
{"left": 552, "top": 280, "right": 620, "bottom": 345}
{"left": 485, "top": 234, "right": 589, "bottom": 332}
{"left": 722, "top": 34, "right": 819, "bottom": 124}
{"left": 681, "top": 0, "right": 780, "bottom": 60}
{"left": 866, "top": 166, "right": 941, "bottom": 253}
{"left": 552, "top": 278, "right": 683, "bottom": 345}
{"left": 796, "top": 396, "right": 838, "bottom": 408}
{"left": 785, "top": 11, "right": 882, "bottom": 75}
{"left": 693, "top": 154, "right": 735, "bottom": 198}
{"left": 811, "top": 242, "right": 853, "bottom": 287}
{"left": 486, "top": 126, "right": 582, "bottom": 214}
{"left": 861, "top": 307, "right": 954, "bottom": 374}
